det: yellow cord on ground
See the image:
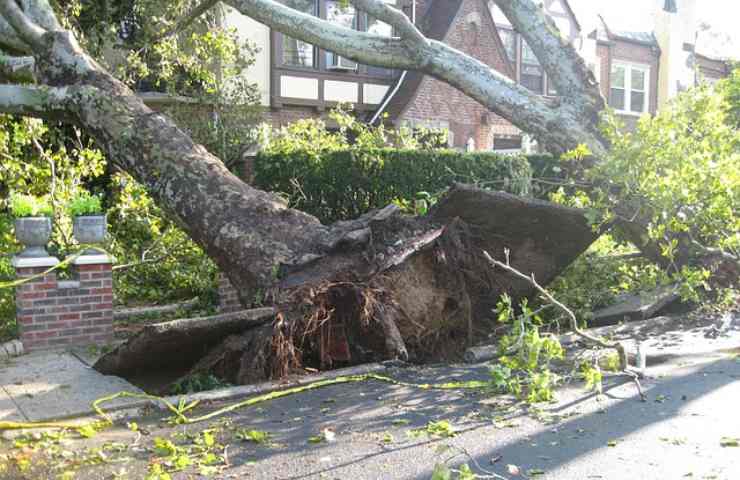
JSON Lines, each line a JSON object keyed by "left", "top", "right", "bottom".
{"left": 0, "top": 373, "right": 490, "bottom": 432}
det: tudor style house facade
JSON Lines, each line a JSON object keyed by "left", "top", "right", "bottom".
{"left": 226, "top": 0, "right": 734, "bottom": 152}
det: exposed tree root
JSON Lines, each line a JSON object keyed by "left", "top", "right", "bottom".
{"left": 97, "top": 186, "right": 598, "bottom": 387}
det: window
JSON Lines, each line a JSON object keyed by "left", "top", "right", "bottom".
{"left": 326, "top": 0, "right": 359, "bottom": 70}
{"left": 521, "top": 42, "right": 544, "bottom": 93}
{"left": 365, "top": 14, "right": 394, "bottom": 76}
{"left": 609, "top": 63, "right": 649, "bottom": 114}
{"left": 499, "top": 28, "right": 517, "bottom": 64}
{"left": 282, "top": 0, "right": 318, "bottom": 68}
{"left": 278, "top": 0, "right": 395, "bottom": 77}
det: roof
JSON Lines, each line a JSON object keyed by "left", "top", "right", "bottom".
{"left": 596, "top": 14, "right": 658, "bottom": 47}
{"left": 610, "top": 30, "right": 659, "bottom": 47}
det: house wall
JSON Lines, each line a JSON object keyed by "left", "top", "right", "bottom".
{"left": 695, "top": 55, "right": 730, "bottom": 83}
{"left": 597, "top": 38, "right": 660, "bottom": 130}
{"left": 223, "top": 5, "right": 271, "bottom": 107}
{"left": 399, "top": 0, "right": 512, "bottom": 150}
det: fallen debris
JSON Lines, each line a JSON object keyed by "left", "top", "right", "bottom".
{"left": 94, "top": 308, "right": 276, "bottom": 377}
{"left": 590, "top": 285, "right": 680, "bottom": 327}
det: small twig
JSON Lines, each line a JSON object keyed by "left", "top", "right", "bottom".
{"left": 483, "top": 249, "right": 647, "bottom": 401}
{"left": 442, "top": 445, "right": 510, "bottom": 479}
{"left": 153, "top": 0, "right": 219, "bottom": 41}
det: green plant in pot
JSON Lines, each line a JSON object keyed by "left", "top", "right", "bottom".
{"left": 68, "top": 193, "right": 107, "bottom": 253}
{"left": 10, "top": 194, "right": 54, "bottom": 258}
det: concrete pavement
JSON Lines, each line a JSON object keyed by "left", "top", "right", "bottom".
{"left": 0, "top": 348, "right": 145, "bottom": 424}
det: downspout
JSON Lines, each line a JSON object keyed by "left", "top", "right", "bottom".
{"left": 368, "top": 0, "right": 416, "bottom": 125}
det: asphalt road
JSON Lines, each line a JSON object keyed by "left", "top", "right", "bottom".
{"left": 4, "top": 352, "right": 737, "bottom": 480}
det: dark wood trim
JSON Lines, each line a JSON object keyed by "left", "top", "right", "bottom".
{"left": 269, "top": 0, "right": 398, "bottom": 112}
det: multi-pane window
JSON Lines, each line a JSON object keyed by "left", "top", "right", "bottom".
{"left": 365, "top": 14, "right": 394, "bottom": 76}
{"left": 280, "top": 0, "right": 394, "bottom": 76}
{"left": 326, "top": 0, "right": 359, "bottom": 70}
{"left": 498, "top": 28, "right": 517, "bottom": 64}
{"left": 609, "top": 63, "right": 649, "bottom": 114}
{"left": 282, "top": 0, "right": 317, "bottom": 68}
{"left": 520, "top": 42, "right": 544, "bottom": 93}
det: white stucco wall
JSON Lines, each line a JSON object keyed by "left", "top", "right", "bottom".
{"left": 222, "top": 5, "right": 271, "bottom": 106}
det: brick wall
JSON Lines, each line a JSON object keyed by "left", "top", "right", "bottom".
{"left": 400, "top": 0, "right": 513, "bottom": 150}
{"left": 597, "top": 39, "right": 661, "bottom": 120}
{"left": 15, "top": 260, "right": 114, "bottom": 351}
{"left": 695, "top": 55, "right": 730, "bottom": 82}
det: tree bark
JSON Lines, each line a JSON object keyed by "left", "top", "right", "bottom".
{"left": 0, "top": 0, "right": 684, "bottom": 385}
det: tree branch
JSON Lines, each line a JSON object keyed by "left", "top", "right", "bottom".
{"left": 223, "top": 0, "right": 605, "bottom": 154}
{"left": 0, "top": 15, "right": 32, "bottom": 53}
{"left": 0, "top": 0, "right": 46, "bottom": 51}
{"left": 349, "top": 0, "right": 426, "bottom": 45}
{"left": 157, "top": 0, "right": 220, "bottom": 40}
{"left": 483, "top": 249, "right": 646, "bottom": 400}
{"left": 225, "top": 0, "right": 413, "bottom": 68}
{"left": 0, "top": 84, "right": 71, "bottom": 118}
{"left": 493, "top": 0, "right": 600, "bottom": 102}
{"left": 18, "top": 0, "right": 61, "bottom": 32}
{"left": 0, "top": 53, "right": 34, "bottom": 81}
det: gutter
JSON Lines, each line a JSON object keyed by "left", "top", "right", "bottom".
{"left": 368, "top": 0, "right": 416, "bottom": 125}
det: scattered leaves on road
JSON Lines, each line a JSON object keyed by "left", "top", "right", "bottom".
{"left": 719, "top": 437, "right": 739, "bottom": 447}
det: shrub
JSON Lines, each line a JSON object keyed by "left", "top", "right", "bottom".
{"left": 255, "top": 148, "right": 532, "bottom": 223}
{"left": 255, "top": 105, "right": 533, "bottom": 222}
{"left": 9, "top": 194, "right": 52, "bottom": 217}
{"left": 68, "top": 193, "right": 103, "bottom": 217}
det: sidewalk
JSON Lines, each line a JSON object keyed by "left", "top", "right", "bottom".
{"left": 0, "top": 348, "right": 145, "bottom": 424}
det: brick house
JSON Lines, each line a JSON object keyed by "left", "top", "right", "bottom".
{"left": 225, "top": 0, "right": 733, "bottom": 152}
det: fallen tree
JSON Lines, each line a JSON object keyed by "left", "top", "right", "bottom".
{"left": 96, "top": 186, "right": 596, "bottom": 383}
{"left": 0, "top": 0, "right": 732, "bottom": 385}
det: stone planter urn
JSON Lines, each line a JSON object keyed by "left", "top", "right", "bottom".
{"left": 14, "top": 217, "right": 53, "bottom": 257}
{"left": 73, "top": 214, "right": 107, "bottom": 254}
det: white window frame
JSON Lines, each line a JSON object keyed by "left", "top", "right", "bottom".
{"left": 610, "top": 62, "right": 650, "bottom": 116}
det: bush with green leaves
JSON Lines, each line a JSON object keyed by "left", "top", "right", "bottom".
{"left": 9, "top": 194, "right": 53, "bottom": 218}
{"left": 490, "top": 294, "right": 564, "bottom": 403}
{"left": 545, "top": 235, "right": 667, "bottom": 325}
{"left": 580, "top": 70, "right": 738, "bottom": 299}
{"left": 256, "top": 108, "right": 532, "bottom": 223}
{"left": 68, "top": 193, "right": 104, "bottom": 217}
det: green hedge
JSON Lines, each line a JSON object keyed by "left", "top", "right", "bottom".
{"left": 255, "top": 148, "right": 533, "bottom": 223}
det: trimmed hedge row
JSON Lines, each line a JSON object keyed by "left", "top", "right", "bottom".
{"left": 255, "top": 148, "right": 541, "bottom": 223}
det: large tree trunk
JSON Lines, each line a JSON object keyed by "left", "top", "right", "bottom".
{"left": 0, "top": 0, "right": 695, "bottom": 385}
{"left": 96, "top": 185, "right": 597, "bottom": 383}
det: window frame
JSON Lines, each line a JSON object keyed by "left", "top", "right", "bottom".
{"left": 609, "top": 62, "right": 650, "bottom": 115}
{"left": 277, "top": 0, "right": 395, "bottom": 77}
{"left": 279, "top": 0, "right": 319, "bottom": 70}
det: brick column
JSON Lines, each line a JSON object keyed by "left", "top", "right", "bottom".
{"left": 13, "top": 256, "right": 60, "bottom": 351}
{"left": 71, "top": 254, "right": 115, "bottom": 345}
{"left": 217, "top": 272, "right": 242, "bottom": 313}
{"left": 13, "top": 254, "right": 115, "bottom": 351}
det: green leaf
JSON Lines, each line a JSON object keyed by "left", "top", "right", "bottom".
{"left": 720, "top": 437, "right": 739, "bottom": 447}
{"left": 430, "top": 464, "right": 452, "bottom": 480}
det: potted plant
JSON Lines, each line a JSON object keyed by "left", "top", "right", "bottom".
{"left": 68, "top": 193, "right": 106, "bottom": 253}
{"left": 10, "top": 194, "right": 54, "bottom": 258}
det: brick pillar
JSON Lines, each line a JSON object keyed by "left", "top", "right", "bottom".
{"left": 13, "top": 256, "right": 60, "bottom": 351}
{"left": 13, "top": 254, "right": 115, "bottom": 352}
{"left": 217, "top": 272, "right": 242, "bottom": 313}
{"left": 72, "top": 254, "right": 115, "bottom": 345}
